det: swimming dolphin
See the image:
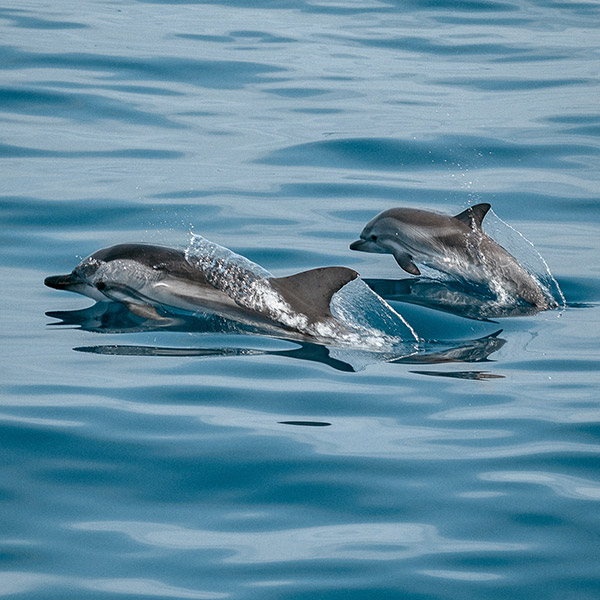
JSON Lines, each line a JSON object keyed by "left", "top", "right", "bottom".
{"left": 350, "top": 203, "right": 549, "bottom": 309}
{"left": 45, "top": 243, "right": 359, "bottom": 336}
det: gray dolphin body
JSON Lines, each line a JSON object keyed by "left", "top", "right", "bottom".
{"left": 350, "top": 203, "right": 549, "bottom": 309}
{"left": 45, "top": 243, "right": 359, "bottom": 336}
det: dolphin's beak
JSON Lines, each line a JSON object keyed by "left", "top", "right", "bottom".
{"left": 44, "top": 274, "right": 74, "bottom": 291}
{"left": 350, "top": 239, "right": 388, "bottom": 253}
{"left": 45, "top": 272, "right": 107, "bottom": 301}
{"left": 350, "top": 239, "right": 369, "bottom": 251}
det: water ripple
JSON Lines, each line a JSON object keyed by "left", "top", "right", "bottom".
{"left": 72, "top": 520, "right": 528, "bottom": 564}
{"left": 435, "top": 77, "right": 594, "bottom": 91}
{"left": 0, "top": 7, "right": 87, "bottom": 30}
{"left": 0, "top": 45, "right": 285, "bottom": 90}
{"left": 258, "top": 135, "right": 599, "bottom": 170}
{"left": 81, "top": 578, "right": 226, "bottom": 599}
{"left": 0, "top": 86, "right": 181, "bottom": 127}
{"left": 5, "top": 394, "right": 599, "bottom": 462}
{"left": 481, "top": 471, "right": 600, "bottom": 501}
{"left": 339, "top": 34, "right": 533, "bottom": 58}
{"left": 0, "top": 142, "right": 183, "bottom": 160}
{"left": 0, "top": 572, "right": 226, "bottom": 599}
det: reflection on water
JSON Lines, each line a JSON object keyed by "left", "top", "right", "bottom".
{"left": 393, "top": 330, "right": 506, "bottom": 363}
{"left": 365, "top": 278, "right": 542, "bottom": 321}
{"left": 46, "top": 301, "right": 242, "bottom": 334}
{"left": 410, "top": 370, "right": 504, "bottom": 381}
{"left": 47, "top": 301, "right": 507, "bottom": 372}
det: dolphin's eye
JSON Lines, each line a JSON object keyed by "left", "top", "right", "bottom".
{"left": 371, "top": 235, "right": 378, "bottom": 242}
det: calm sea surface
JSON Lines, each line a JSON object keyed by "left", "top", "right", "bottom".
{"left": 1, "top": 1, "right": 599, "bottom": 598}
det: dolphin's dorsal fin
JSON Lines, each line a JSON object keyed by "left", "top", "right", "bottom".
{"left": 269, "top": 267, "right": 359, "bottom": 321}
{"left": 453, "top": 203, "right": 491, "bottom": 230}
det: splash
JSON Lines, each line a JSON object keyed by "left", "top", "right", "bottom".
{"left": 482, "top": 208, "right": 565, "bottom": 309}
{"left": 184, "top": 233, "right": 417, "bottom": 348}
{"left": 330, "top": 278, "right": 419, "bottom": 345}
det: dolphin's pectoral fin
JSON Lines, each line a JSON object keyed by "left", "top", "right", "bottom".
{"left": 391, "top": 250, "right": 421, "bottom": 276}
{"left": 453, "top": 203, "right": 491, "bottom": 230}
{"left": 269, "top": 267, "right": 359, "bottom": 321}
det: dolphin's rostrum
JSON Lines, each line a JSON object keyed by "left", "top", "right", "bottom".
{"left": 350, "top": 203, "right": 550, "bottom": 309}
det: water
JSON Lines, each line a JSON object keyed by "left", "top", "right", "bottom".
{"left": 1, "top": 1, "right": 599, "bottom": 598}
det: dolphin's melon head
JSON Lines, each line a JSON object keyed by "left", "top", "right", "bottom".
{"left": 349, "top": 212, "right": 401, "bottom": 255}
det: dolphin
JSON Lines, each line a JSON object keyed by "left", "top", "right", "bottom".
{"left": 45, "top": 242, "right": 359, "bottom": 337}
{"left": 350, "top": 203, "right": 549, "bottom": 309}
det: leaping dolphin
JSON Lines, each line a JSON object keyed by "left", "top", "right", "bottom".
{"left": 350, "top": 203, "right": 549, "bottom": 309}
{"left": 45, "top": 242, "right": 359, "bottom": 338}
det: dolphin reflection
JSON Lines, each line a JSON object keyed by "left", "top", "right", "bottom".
{"left": 364, "top": 277, "right": 542, "bottom": 321}
{"left": 47, "top": 302, "right": 506, "bottom": 373}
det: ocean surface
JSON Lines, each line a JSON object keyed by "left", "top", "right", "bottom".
{"left": 1, "top": 1, "right": 599, "bottom": 598}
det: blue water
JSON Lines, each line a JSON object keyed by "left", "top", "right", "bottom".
{"left": 1, "top": 1, "right": 600, "bottom": 598}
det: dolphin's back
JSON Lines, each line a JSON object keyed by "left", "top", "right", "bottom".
{"left": 379, "top": 208, "right": 463, "bottom": 230}
{"left": 379, "top": 203, "right": 491, "bottom": 234}
{"left": 88, "top": 243, "right": 210, "bottom": 286}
